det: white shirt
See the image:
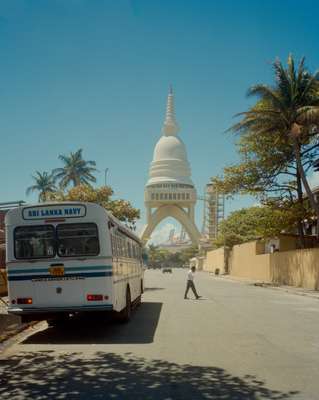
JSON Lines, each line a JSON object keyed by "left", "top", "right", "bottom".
{"left": 187, "top": 270, "right": 194, "bottom": 281}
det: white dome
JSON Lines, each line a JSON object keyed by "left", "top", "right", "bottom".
{"left": 153, "top": 135, "right": 188, "bottom": 162}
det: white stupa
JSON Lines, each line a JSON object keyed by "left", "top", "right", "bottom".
{"left": 141, "top": 87, "right": 200, "bottom": 245}
{"left": 147, "top": 86, "right": 194, "bottom": 187}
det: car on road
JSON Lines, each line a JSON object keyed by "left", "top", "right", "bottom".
{"left": 162, "top": 267, "right": 172, "bottom": 273}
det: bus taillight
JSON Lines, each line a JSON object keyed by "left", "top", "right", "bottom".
{"left": 87, "top": 294, "right": 103, "bottom": 301}
{"left": 17, "top": 298, "right": 33, "bottom": 304}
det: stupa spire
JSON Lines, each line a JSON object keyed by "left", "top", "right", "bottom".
{"left": 162, "top": 85, "right": 179, "bottom": 136}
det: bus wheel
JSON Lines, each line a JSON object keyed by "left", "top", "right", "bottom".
{"left": 118, "top": 287, "right": 131, "bottom": 323}
{"left": 135, "top": 295, "right": 142, "bottom": 307}
{"left": 135, "top": 280, "right": 143, "bottom": 308}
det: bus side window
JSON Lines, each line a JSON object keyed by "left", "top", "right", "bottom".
{"left": 134, "top": 244, "right": 138, "bottom": 271}
{"left": 127, "top": 241, "right": 131, "bottom": 258}
{"left": 114, "top": 235, "right": 117, "bottom": 256}
{"left": 118, "top": 236, "right": 121, "bottom": 257}
{"left": 116, "top": 236, "right": 119, "bottom": 257}
{"left": 132, "top": 244, "right": 136, "bottom": 259}
{"left": 119, "top": 237, "right": 122, "bottom": 257}
{"left": 126, "top": 240, "right": 129, "bottom": 258}
{"left": 130, "top": 242, "right": 133, "bottom": 259}
{"left": 110, "top": 234, "right": 115, "bottom": 255}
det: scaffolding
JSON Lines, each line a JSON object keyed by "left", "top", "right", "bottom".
{"left": 201, "top": 183, "right": 225, "bottom": 241}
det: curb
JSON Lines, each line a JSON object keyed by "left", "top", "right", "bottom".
{"left": 0, "top": 297, "right": 42, "bottom": 350}
{"left": 210, "top": 274, "right": 319, "bottom": 300}
{"left": 253, "top": 282, "right": 319, "bottom": 300}
{"left": 0, "top": 320, "right": 42, "bottom": 354}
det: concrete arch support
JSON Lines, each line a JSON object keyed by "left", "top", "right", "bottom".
{"left": 141, "top": 205, "right": 201, "bottom": 245}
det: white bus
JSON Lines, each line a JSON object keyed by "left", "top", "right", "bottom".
{"left": 5, "top": 202, "right": 144, "bottom": 324}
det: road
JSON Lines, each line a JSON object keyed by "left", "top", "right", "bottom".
{"left": 1, "top": 269, "right": 319, "bottom": 399}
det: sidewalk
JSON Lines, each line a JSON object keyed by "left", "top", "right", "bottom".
{"left": 0, "top": 296, "right": 24, "bottom": 343}
{"left": 212, "top": 273, "right": 319, "bottom": 300}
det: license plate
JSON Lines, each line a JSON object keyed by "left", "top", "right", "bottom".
{"left": 50, "top": 267, "right": 65, "bottom": 276}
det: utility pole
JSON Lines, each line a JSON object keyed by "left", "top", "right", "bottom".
{"left": 104, "top": 168, "right": 109, "bottom": 187}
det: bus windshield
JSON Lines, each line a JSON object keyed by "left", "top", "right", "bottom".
{"left": 14, "top": 223, "right": 99, "bottom": 259}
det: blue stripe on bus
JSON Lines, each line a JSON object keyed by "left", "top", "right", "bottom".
{"left": 8, "top": 265, "right": 112, "bottom": 275}
{"left": 7, "top": 271, "right": 113, "bottom": 281}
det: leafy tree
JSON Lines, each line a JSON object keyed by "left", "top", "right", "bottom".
{"left": 213, "top": 206, "right": 307, "bottom": 249}
{"left": 147, "top": 245, "right": 170, "bottom": 268}
{"left": 229, "top": 55, "right": 319, "bottom": 217}
{"left": 211, "top": 125, "right": 312, "bottom": 244}
{"left": 53, "top": 149, "right": 97, "bottom": 189}
{"left": 48, "top": 184, "right": 140, "bottom": 228}
{"left": 179, "top": 245, "right": 199, "bottom": 265}
{"left": 146, "top": 244, "right": 198, "bottom": 268}
{"left": 213, "top": 55, "right": 319, "bottom": 245}
{"left": 26, "top": 171, "right": 57, "bottom": 202}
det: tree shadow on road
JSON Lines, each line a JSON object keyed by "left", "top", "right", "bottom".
{"left": 22, "top": 302, "right": 162, "bottom": 345}
{"left": 0, "top": 350, "right": 299, "bottom": 400}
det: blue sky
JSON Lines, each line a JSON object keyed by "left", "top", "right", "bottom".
{"left": 1, "top": 0, "right": 319, "bottom": 242}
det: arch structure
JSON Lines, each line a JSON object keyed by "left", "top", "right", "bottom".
{"left": 141, "top": 204, "right": 201, "bottom": 245}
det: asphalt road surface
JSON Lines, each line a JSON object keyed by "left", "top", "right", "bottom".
{"left": 1, "top": 269, "right": 319, "bottom": 400}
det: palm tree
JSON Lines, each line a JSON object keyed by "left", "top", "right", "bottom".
{"left": 26, "top": 171, "right": 57, "bottom": 202}
{"left": 53, "top": 149, "right": 97, "bottom": 189}
{"left": 231, "top": 54, "right": 319, "bottom": 219}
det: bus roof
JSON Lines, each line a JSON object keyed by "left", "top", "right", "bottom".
{"left": 5, "top": 201, "right": 141, "bottom": 245}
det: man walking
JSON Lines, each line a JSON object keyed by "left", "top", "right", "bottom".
{"left": 184, "top": 266, "right": 201, "bottom": 299}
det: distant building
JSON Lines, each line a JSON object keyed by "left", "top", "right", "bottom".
{"left": 303, "top": 186, "right": 319, "bottom": 236}
{"left": 0, "top": 211, "right": 6, "bottom": 232}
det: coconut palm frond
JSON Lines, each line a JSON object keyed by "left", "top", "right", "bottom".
{"left": 26, "top": 171, "right": 57, "bottom": 201}
{"left": 297, "top": 106, "right": 319, "bottom": 124}
{"left": 54, "top": 149, "right": 97, "bottom": 189}
{"left": 247, "top": 85, "right": 286, "bottom": 112}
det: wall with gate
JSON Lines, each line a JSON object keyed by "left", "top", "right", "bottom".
{"left": 204, "top": 240, "right": 319, "bottom": 290}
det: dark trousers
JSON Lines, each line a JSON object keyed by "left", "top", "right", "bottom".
{"left": 184, "top": 280, "right": 199, "bottom": 298}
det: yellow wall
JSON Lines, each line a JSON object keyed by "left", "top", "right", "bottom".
{"left": 270, "top": 248, "right": 319, "bottom": 290}
{"left": 229, "top": 241, "right": 271, "bottom": 282}
{"left": 255, "top": 241, "right": 265, "bottom": 255}
{"left": 215, "top": 240, "right": 319, "bottom": 290}
{"left": 203, "top": 247, "right": 226, "bottom": 274}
